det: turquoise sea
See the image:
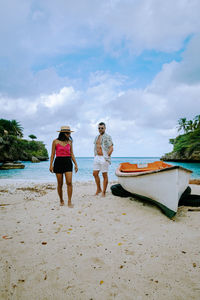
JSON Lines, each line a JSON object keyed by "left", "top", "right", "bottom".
{"left": 0, "top": 157, "right": 200, "bottom": 182}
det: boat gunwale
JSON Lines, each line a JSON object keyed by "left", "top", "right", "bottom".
{"left": 116, "top": 165, "right": 193, "bottom": 177}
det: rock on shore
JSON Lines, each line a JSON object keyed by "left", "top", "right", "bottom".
{"left": 0, "top": 162, "right": 25, "bottom": 170}
{"left": 161, "top": 150, "right": 200, "bottom": 162}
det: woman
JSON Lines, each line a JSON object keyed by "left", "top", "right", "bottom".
{"left": 49, "top": 126, "right": 78, "bottom": 207}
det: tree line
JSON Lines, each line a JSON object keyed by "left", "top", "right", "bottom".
{"left": 0, "top": 119, "right": 37, "bottom": 140}
{"left": 0, "top": 119, "right": 23, "bottom": 137}
{"left": 168, "top": 115, "right": 200, "bottom": 156}
{"left": 0, "top": 119, "right": 48, "bottom": 161}
{"left": 177, "top": 115, "right": 200, "bottom": 133}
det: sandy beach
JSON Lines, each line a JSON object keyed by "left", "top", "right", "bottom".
{"left": 0, "top": 180, "right": 200, "bottom": 300}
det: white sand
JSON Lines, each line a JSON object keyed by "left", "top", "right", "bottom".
{"left": 0, "top": 180, "right": 200, "bottom": 300}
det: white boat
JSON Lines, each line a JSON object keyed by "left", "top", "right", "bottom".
{"left": 115, "top": 161, "right": 192, "bottom": 218}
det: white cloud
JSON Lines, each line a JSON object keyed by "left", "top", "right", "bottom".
{"left": 1, "top": 0, "right": 200, "bottom": 157}
{"left": 172, "top": 34, "right": 200, "bottom": 84}
{"left": 1, "top": 53, "right": 200, "bottom": 156}
{"left": 41, "top": 87, "right": 78, "bottom": 108}
{"left": 0, "top": 95, "right": 38, "bottom": 115}
{"left": 1, "top": 0, "right": 200, "bottom": 58}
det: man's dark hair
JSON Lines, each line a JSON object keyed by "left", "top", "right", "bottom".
{"left": 99, "top": 122, "right": 106, "bottom": 127}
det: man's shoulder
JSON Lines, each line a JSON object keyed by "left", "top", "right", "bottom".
{"left": 102, "top": 133, "right": 113, "bottom": 144}
{"left": 103, "top": 133, "right": 112, "bottom": 139}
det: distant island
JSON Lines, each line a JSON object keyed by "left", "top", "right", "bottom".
{"left": 161, "top": 116, "right": 200, "bottom": 162}
{"left": 0, "top": 119, "right": 49, "bottom": 164}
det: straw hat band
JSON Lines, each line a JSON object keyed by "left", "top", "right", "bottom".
{"left": 57, "top": 126, "right": 74, "bottom": 132}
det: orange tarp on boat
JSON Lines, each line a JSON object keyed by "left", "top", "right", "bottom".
{"left": 119, "top": 161, "right": 172, "bottom": 173}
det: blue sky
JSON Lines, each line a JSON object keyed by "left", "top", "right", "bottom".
{"left": 0, "top": 0, "right": 200, "bottom": 157}
{"left": 33, "top": 43, "right": 187, "bottom": 89}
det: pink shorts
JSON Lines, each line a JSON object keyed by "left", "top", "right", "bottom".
{"left": 93, "top": 155, "right": 109, "bottom": 173}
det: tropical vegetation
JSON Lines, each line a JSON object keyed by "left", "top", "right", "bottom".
{"left": 0, "top": 119, "right": 23, "bottom": 137}
{"left": 29, "top": 134, "right": 37, "bottom": 140}
{"left": 177, "top": 115, "right": 200, "bottom": 133}
{"left": 162, "top": 115, "right": 200, "bottom": 161}
{"left": 0, "top": 119, "right": 48, "bottom": 162}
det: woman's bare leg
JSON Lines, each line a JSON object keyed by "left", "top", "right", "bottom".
{"left": 56, "top": 173, "right": 64, "bottom": 205}
{"left": 65, "top": 172, "right": 73, "bottom": 207}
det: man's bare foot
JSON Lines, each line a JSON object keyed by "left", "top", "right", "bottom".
{"left": 60, "top": 201, "right": 65, "bottom": 206}
{"left": 68, "top": 203, "right": 74, "bottom": 208}
{"left": 95, "top": 190, "right": 102, "bottom": 196}
{"left": 102, "top": 192, "right": 106, "bottom": 197}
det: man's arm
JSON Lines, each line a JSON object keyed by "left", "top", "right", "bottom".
{"left": 108, "top": 145, "right": 113, "bottom": 157}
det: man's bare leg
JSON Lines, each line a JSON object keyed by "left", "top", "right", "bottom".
{"left": 93, "top": 170, "right": 102, "bottom": 195}
{"left": 102, "top": 172, "right": 108, "bottom": 197}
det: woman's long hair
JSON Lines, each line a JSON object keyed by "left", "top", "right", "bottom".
{"left": 57, "top": 132, "right": 73, "bottom": 142}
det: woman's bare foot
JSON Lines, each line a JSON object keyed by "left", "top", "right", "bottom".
{"left": 68, "top": 203, "right": 74, "bottom": 208}
{"left": 60, "top": 201, "right": 65, "bottom": 206}
{"left": 102, "top": 192, "right": 106, "bottom": 197}
{"left": 95, "top": 189, "right": 102, "bottom": 196}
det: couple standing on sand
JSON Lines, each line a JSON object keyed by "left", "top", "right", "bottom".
{"left": 49, "top": 122, "right": 113, "bottom": 207}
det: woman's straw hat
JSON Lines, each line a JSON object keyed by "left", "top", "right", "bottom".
{"left": 57, "top": 126, "right": 74, "bottom": 133}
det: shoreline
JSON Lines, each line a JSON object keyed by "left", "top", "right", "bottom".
{"left": 1, "top": 181, "right": 200, "bottom": 299}
{"left": 1, "top": 158, "right": 200, "bottom": 184}
{"left": 0, "top": 177, "right": 200, "bottom": 186}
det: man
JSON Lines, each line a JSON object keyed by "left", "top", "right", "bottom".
{"left": 93, "top": 122, "right": 113, "bottom": 197}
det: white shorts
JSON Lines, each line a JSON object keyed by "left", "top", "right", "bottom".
{"left": 93, "top": 155, "right": 109, "bottom": 173}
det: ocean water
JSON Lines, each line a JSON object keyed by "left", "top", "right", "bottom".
{"left": 0, "top": 157, "right": 200, "bottom": 182}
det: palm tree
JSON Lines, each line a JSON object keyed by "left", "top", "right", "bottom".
{"left": 0, "top": 119, "right": 12, "bottom": 132}
{"left": 177, "top": 118, "right": 187, "bottom": 133}
{"left": 10, "top": 120, "right": 23, "bottom": 138}
{"left": 194, "top": 115, "right": 200, "bottom": 129}
{"left": 186, "top": 120, "right": 194, "bottom": 132}
{"left": 0, "top": 119, "right": 23, "bottom": 137}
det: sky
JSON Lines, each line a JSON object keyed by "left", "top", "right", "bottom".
{"left": 0, "top": 0, "right": 200, "bottom": 157}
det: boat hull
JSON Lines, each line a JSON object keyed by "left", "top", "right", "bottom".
{"left": 116, "top": 166, "right": 192, "bottom": 218}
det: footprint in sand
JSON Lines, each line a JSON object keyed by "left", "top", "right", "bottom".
{"left": 90, "top": 257, "right": 106, "bottom": 269}
{"left": 125, "top": 249, "right": 135, "bottom": 256}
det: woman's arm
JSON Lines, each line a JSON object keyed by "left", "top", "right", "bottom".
{"left": 70, "top": 142, "right": 78, "bottom": 173}
{"left": 49, "top": 140, "right": 56, "bottom": 173}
